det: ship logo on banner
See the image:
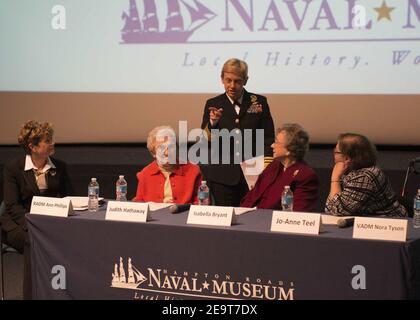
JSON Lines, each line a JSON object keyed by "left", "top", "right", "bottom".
{"left": 121, "top": 0, "right": 216, "bottom": 43}
{"left": 110, "top": 257, "right": 295, "bottom": 300}
{"left": 111, "top": 257, "right": 148, "bottom": 289}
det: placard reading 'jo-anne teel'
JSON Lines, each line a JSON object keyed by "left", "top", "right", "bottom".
{"left": 105, "top": 201, "right": 151, "bottom": 223}
{"left": 30, "top": 196, "right": 73, "bottom": 217}
{"left": 271, "top": 211, "right": 321, "bottom": 235}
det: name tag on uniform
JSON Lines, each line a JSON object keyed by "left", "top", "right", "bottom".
{"left": 30, "top": 196, "right": 74, "bottom": 217}
{"left": 106, "top": 201, "right": 151, "bottom": 223}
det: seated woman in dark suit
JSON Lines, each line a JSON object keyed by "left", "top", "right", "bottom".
{"left": 241, "top": 124, "right": 319, "bottom": 211}
{"left": 133, "top": 126, "right": 202, "bottom": 204}
{"left": 1, "top": 120, "right": 73, "bottom": 299}
{"left": 325, "top": 133, "right": 407, "bottom": 217}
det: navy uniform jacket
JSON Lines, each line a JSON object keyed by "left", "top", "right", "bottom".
{"left": 1, "top": 155, "right": 73, "bottom": 232}
{"left": 200, "top": 90, "right": 275, "bottom": 186}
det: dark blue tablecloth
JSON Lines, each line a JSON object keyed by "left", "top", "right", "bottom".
{"left": 26, "top": 204, "right": 420, "bottom": 300}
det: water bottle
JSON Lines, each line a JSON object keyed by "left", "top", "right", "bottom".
{"left": 281, "top": 185, "right": 293, "bottom": 212}
{"left": 414, "top": 189, "right": 420, "bottom": 228}
{"left": 116, "top": 175, "right": 128, "bottom": 201}
{"left": 198, "top": 181, "right": 210, "bottom": 205}
{"left": 88, "top": 178, "right": 99, "bottom": 212}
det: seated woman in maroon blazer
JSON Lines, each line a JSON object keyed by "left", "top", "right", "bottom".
{"left": 133, "top": 126, "right": 202, "bottom": 204}
{"left": 240, "top": 123, "right": 319, "bottom": 211}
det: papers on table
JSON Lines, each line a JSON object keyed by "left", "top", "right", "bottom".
{"left": 321, "top": 214, "right": 355, "bottom": 225}
{"left": 149, "top": 204, "right": 256, "bottom": 215}
{"left": 234, "top": 207, "right": 257, "bottom": 215}
{"left": 147, "top": 202, "right": 173, "bottom": 211}
{"left": 240, "top": 156, "right": 264, "bottom": 190}
{"left": 64, "top": 196, "right": 104, "bottom": 211}
{"left": 63, "top": 198, "right": 255, "bottom": 215}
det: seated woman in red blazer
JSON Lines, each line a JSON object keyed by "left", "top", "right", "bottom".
{"left": 133, "top": 126, "right": 202, "bottom": 204}
{"left": 240, "top": 123, "right": 319, "bottom": 212}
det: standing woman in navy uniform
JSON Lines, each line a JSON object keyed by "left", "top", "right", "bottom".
{"left": 200, "top": 58, "right": 275, "bottom": 206}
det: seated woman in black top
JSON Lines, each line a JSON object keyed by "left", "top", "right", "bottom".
{"left": 1, "top": 120, "right": 73, "bottom": 299}
{"left": 1, "top": 120, "right": 73, "bottom": 251}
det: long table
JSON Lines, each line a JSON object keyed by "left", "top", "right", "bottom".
{"left": 26, "top": 206, "right": 420, "bottom": 300}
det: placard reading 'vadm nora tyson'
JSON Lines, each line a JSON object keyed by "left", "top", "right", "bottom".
{"left": 353, "top": 217, "right": 408, "bottom": 242}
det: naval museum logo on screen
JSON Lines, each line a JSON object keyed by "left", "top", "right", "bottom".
{"left": 110, "top": 257, "right": 295, "bottom": 300}
{"left": 120, "top": 0, "right": 420, "bottom": 44}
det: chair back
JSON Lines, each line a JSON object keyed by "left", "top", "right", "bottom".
{"left": 0, "top": 201, "right": 4, "bottom": 217}
{"left": 0, "top": 201, "right": 18, "bottom": 254}
{"left": 397, "top": 195, "right": 414, "bottom": 218}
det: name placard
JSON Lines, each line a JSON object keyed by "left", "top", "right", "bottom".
{"left": 353, "top": 217, "right": 408, "bottom": 242}
{"left": 30, "top": 196, "right": 73, "bottom": 217}
{"left": 271, "top": 211, "right": 321, "bottom": 235}
{"left": 105, "top": 201, "right": 151, "bottom": 223}
{"left": 187, "top": 205, "right": 236, "bottom": 227}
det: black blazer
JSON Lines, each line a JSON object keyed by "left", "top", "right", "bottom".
{"left": 200, "top": 90, "right": 275, "bottom": 185}
{"left": 1, "top": 155, "right": 74, "bottom": 232}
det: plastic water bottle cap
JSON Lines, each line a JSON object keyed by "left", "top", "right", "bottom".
{"left": 119, "top": 175, "right": 124, "bottom": 179}
{"left": 91, "top": 178, "right": 97, "bottom": 182}
{"left": 284, "top": 185, "right": 290, "bottom": 189}
{"left": 202, "top": 181, "right": 207, "bottom": 185}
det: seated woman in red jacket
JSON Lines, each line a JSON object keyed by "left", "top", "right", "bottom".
{"left": 133, "top": 126, "right": 202, "bottom": 204}
{"left": 240, "top": 123, "right": 319, "bottom": 211}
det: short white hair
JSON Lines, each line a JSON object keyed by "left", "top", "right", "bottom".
{"left": 147, "top": 126, "right": 176, "bottom": 156}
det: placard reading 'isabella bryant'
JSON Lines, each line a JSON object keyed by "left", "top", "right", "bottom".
{"left": 187, "top": 205, "right": 236, "bottom": 227}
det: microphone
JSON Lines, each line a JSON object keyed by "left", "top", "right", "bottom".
{"left": 169, "top": 204, "right": 191, "bottom": 214}
{"left": 402, "top": 157, "right": 420, "bottom": 196}
{"left": 337, "top": 217, "right": 355, "bottom": 228}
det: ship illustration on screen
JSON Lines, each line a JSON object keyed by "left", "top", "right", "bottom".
{"left": 121, "top": 0, "right": 216, "bottom": 43}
